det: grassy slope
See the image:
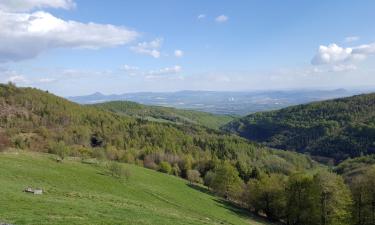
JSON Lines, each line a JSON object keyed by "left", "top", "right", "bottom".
{"left": 92, "top": 101, "right": 235, "bottom": 130}
{"left": 0, "top": 152, "right": 273, "bottom": 225}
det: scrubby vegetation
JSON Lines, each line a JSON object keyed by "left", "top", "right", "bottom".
{"left": 223, "top": 93, "right": 375, "bottom": 163}
{"left": 93, "top": 100, "right": 235, "bottom": 130}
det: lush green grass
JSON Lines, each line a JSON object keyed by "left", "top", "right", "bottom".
{"left": 0, "top": 151, "right": 273, "bottom": 225}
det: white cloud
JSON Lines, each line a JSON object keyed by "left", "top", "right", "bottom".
{"left": 38, "top": 77, "right": 56, "bottom": 83}
{"left": 121, "top": 64, "right": 139, "bottom": 76}
{"left": 311, "top": 44, "right": 353, "bottom": 65}
{"left": 330, "top": 64, "right": 357, "bottom": 72}
{"left": 197, "top": 14, "right": 206, "bottom": 20}
{"left": 0, "top": 0, "right": 75, "bottom": 12}
{"left": 344, "top": 36, "right": 360, "bottom": 43}
{"left": 0, "top": 3, "right": 139, "bottom": 62}
{"left": 215, "top": 15, "right": 228, "bottom": 23}
{"left": 6, "top": 75, "right": 28, "bottom": 83}
{"left": 130, "top": 38, "right": 162, "bottom": 58}
{"left": 311, "top": 42, "right": 375, "bottom": 70}
{"left": 146, "top": 65, "right": 182, "bottom": 79}
{"left": 174, "top": 49, "right": 184, "bottom": 58}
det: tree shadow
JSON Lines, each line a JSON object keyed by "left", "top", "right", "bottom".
{"left": 187, "top": 183, "right": 280, "bottom": 225}
{"left": 186, "top": 183, "right": 215, "bottom": 196}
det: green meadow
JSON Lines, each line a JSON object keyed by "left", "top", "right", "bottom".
{"left": 0, "top": 151, "right": 273, "bottom": 225}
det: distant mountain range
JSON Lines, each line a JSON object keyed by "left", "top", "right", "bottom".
{"left": 68, "top": 89, "right": 373, "bottom": 115}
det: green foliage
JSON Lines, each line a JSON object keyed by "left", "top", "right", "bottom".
{"left": 186, "top": 170, "right": 202, "bottom": 184}
{"left": 224, "top": 93, "right": 375, "bottom": 163}
{"left": 159, "top": 161, "right": 172, "bottom": 174}
{"left": 210, "top": 162, "right": 244, "bottom": 200}
{"left": 350, "top": 166, "right": 375, "bottom": 225}
{"left": 247, "top": 174, "right": 287, "bottom": 220}
{"left": 0, "top": 84, "right": 314, "bottom": 176}
{"left": 107, "top": 161, "right": 131, "bottom": 180}
{"left": 311, "top": 171, "right": 352, "bottom": 225}
{"left": 93, "top": 100, "right": 235, "bottom": 130}
{"left": 50, "top": 141, "right": 70, "bottom": 161}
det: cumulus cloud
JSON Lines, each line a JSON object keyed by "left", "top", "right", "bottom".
{"left": 0, "top": 0, "right": 75, "bottom": 12}
{"left": 0, "top": 1, "right": 139, "bottom": 62}
{"left": 311, "top": 42, "right": 375, "bottom": 72}
{"left": 130, "top": 38, "right": 162, "bottom": 58}
{"left": 311, "top": 44, "right": 353, "bottom": 65}
{"left": 215, "top": 15, "right": 228, "bottom": 23}
{"left": 174, "top": 49, "right": 184, "bottom": 58}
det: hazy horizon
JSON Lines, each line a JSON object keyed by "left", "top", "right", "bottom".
{"left": 1, "top": 0, "right": 375, "bottom": 96}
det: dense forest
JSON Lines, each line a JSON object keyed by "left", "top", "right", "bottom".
{"left": 2, "top": 83, "right": 375, "bottom": 225}
{"left": 0, "top": 83, "right": 314, "bottom": 177}
{"left": 92, "top": 101, "right": 234, "bottom": 130}
{"left": 223, "top": 93, "right": 375, "bottom": 163}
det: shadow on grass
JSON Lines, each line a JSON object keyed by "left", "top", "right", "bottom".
{"left": 187, "top": 183, "right": 280, "bottom": 225}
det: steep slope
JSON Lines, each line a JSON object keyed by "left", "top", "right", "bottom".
{"left": 0, "top": 151, "right": 275, "bottom": 225}
{"left": 92, "top": 101, "right": 235, "bottom": 130}
{"left": 223, "top": 93, "right": 375, "bottom": 162}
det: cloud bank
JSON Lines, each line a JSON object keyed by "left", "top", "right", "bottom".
{"left": 0, "top": 0, "right": 139, "bottom": 62}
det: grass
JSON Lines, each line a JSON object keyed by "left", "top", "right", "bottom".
{"left": 0, "top": 151, "right": 274, "bottom": 225}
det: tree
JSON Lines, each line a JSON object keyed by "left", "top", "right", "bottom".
{"left": 211, "top": 161, "right": 243, "bottom": 200}
{"left": 51, "top": 141, "right": 70, "bottom": 161}
{"left": 351, "top": 166, "right": 375, "bottom": 225}
{"left": 159, "top": 161, "right": 172, "bottom": 174}
{"left": 247, "top": 174, "right": 286, "bottom": 221}
{"left": 204, "top": 171, "right": 216, "bottom": 190}
{"left": 285, "top": 173, "right": 315, "bottom": 225}
{"left": 187, "top": 170, "right": 202, "bottom": 184}
{"left": 311, "top": 171, "right": 352, "bottom": 225}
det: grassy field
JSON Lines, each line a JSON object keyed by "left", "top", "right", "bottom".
{"left": 0, "top": 151, "right": 274, "bottom": 225}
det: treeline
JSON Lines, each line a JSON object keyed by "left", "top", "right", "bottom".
{"left": 93, "top": 100, "right": 235, "bottom": 130}
{"left": 223, "top": 93, "right": 375, "bottom": 163}
{"left": 199, "top": 160, "right": 374, "bottom": 225}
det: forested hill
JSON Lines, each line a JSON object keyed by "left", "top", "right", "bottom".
{"left": 0, "top": 83, "right": 314, "bottom": 176}
{"left": 92, "top": 101, "right": 235, "bottom": 130}
{"left": 223, "top": 93, "right": 375, "bottom": 163}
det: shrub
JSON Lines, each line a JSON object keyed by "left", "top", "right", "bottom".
{"left": 187, "top": 170, "right": 202, "bottom": 184}
{"left": 107, "top": 161, "right": 131, "bottom": 180}
{"left": 50, "top": 141, "right": 70, "bottom": 161}
{"left": 0, "top": 132, "right": 10, "bottom": 152}
{"left": 159, "top": 161, "right": 172, "bottom": 174}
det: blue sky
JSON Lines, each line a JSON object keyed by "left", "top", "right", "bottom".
{"left": 0, "top": 0, "right": 375, "bottom": 96}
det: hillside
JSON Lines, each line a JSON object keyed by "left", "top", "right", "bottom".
{"left": 92, "top": 101, "right": 235, "bottom": 130}
{"left": 0, "top": 151, "right": 274, "bottom": 225}
{"left": 0, "top": 83, "right": 315, "bottom": 178}
{"left": 223, "top": 93, "right": 375, "bottom": 162}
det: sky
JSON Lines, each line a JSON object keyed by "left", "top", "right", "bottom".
{"left": 0, "top": 0, "right": 375, "bottom": 96}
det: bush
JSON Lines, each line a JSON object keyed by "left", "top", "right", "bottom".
{"left": 107, "top": 161, "right": 131, "bottom": 180}
{"left": 0, "top": 132, "right": 10, "bottom": 152}
{"left": 50, "top": 141, "right": 70, "bottom": 161}
{"left": 187, "top": 170, "right": 202, "bottom": 184}
{"left": 159, "top": 161, "right": 172, "bottom": 174}
{"left": 204, "top": 171, "right": 215, "bottom": 189}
